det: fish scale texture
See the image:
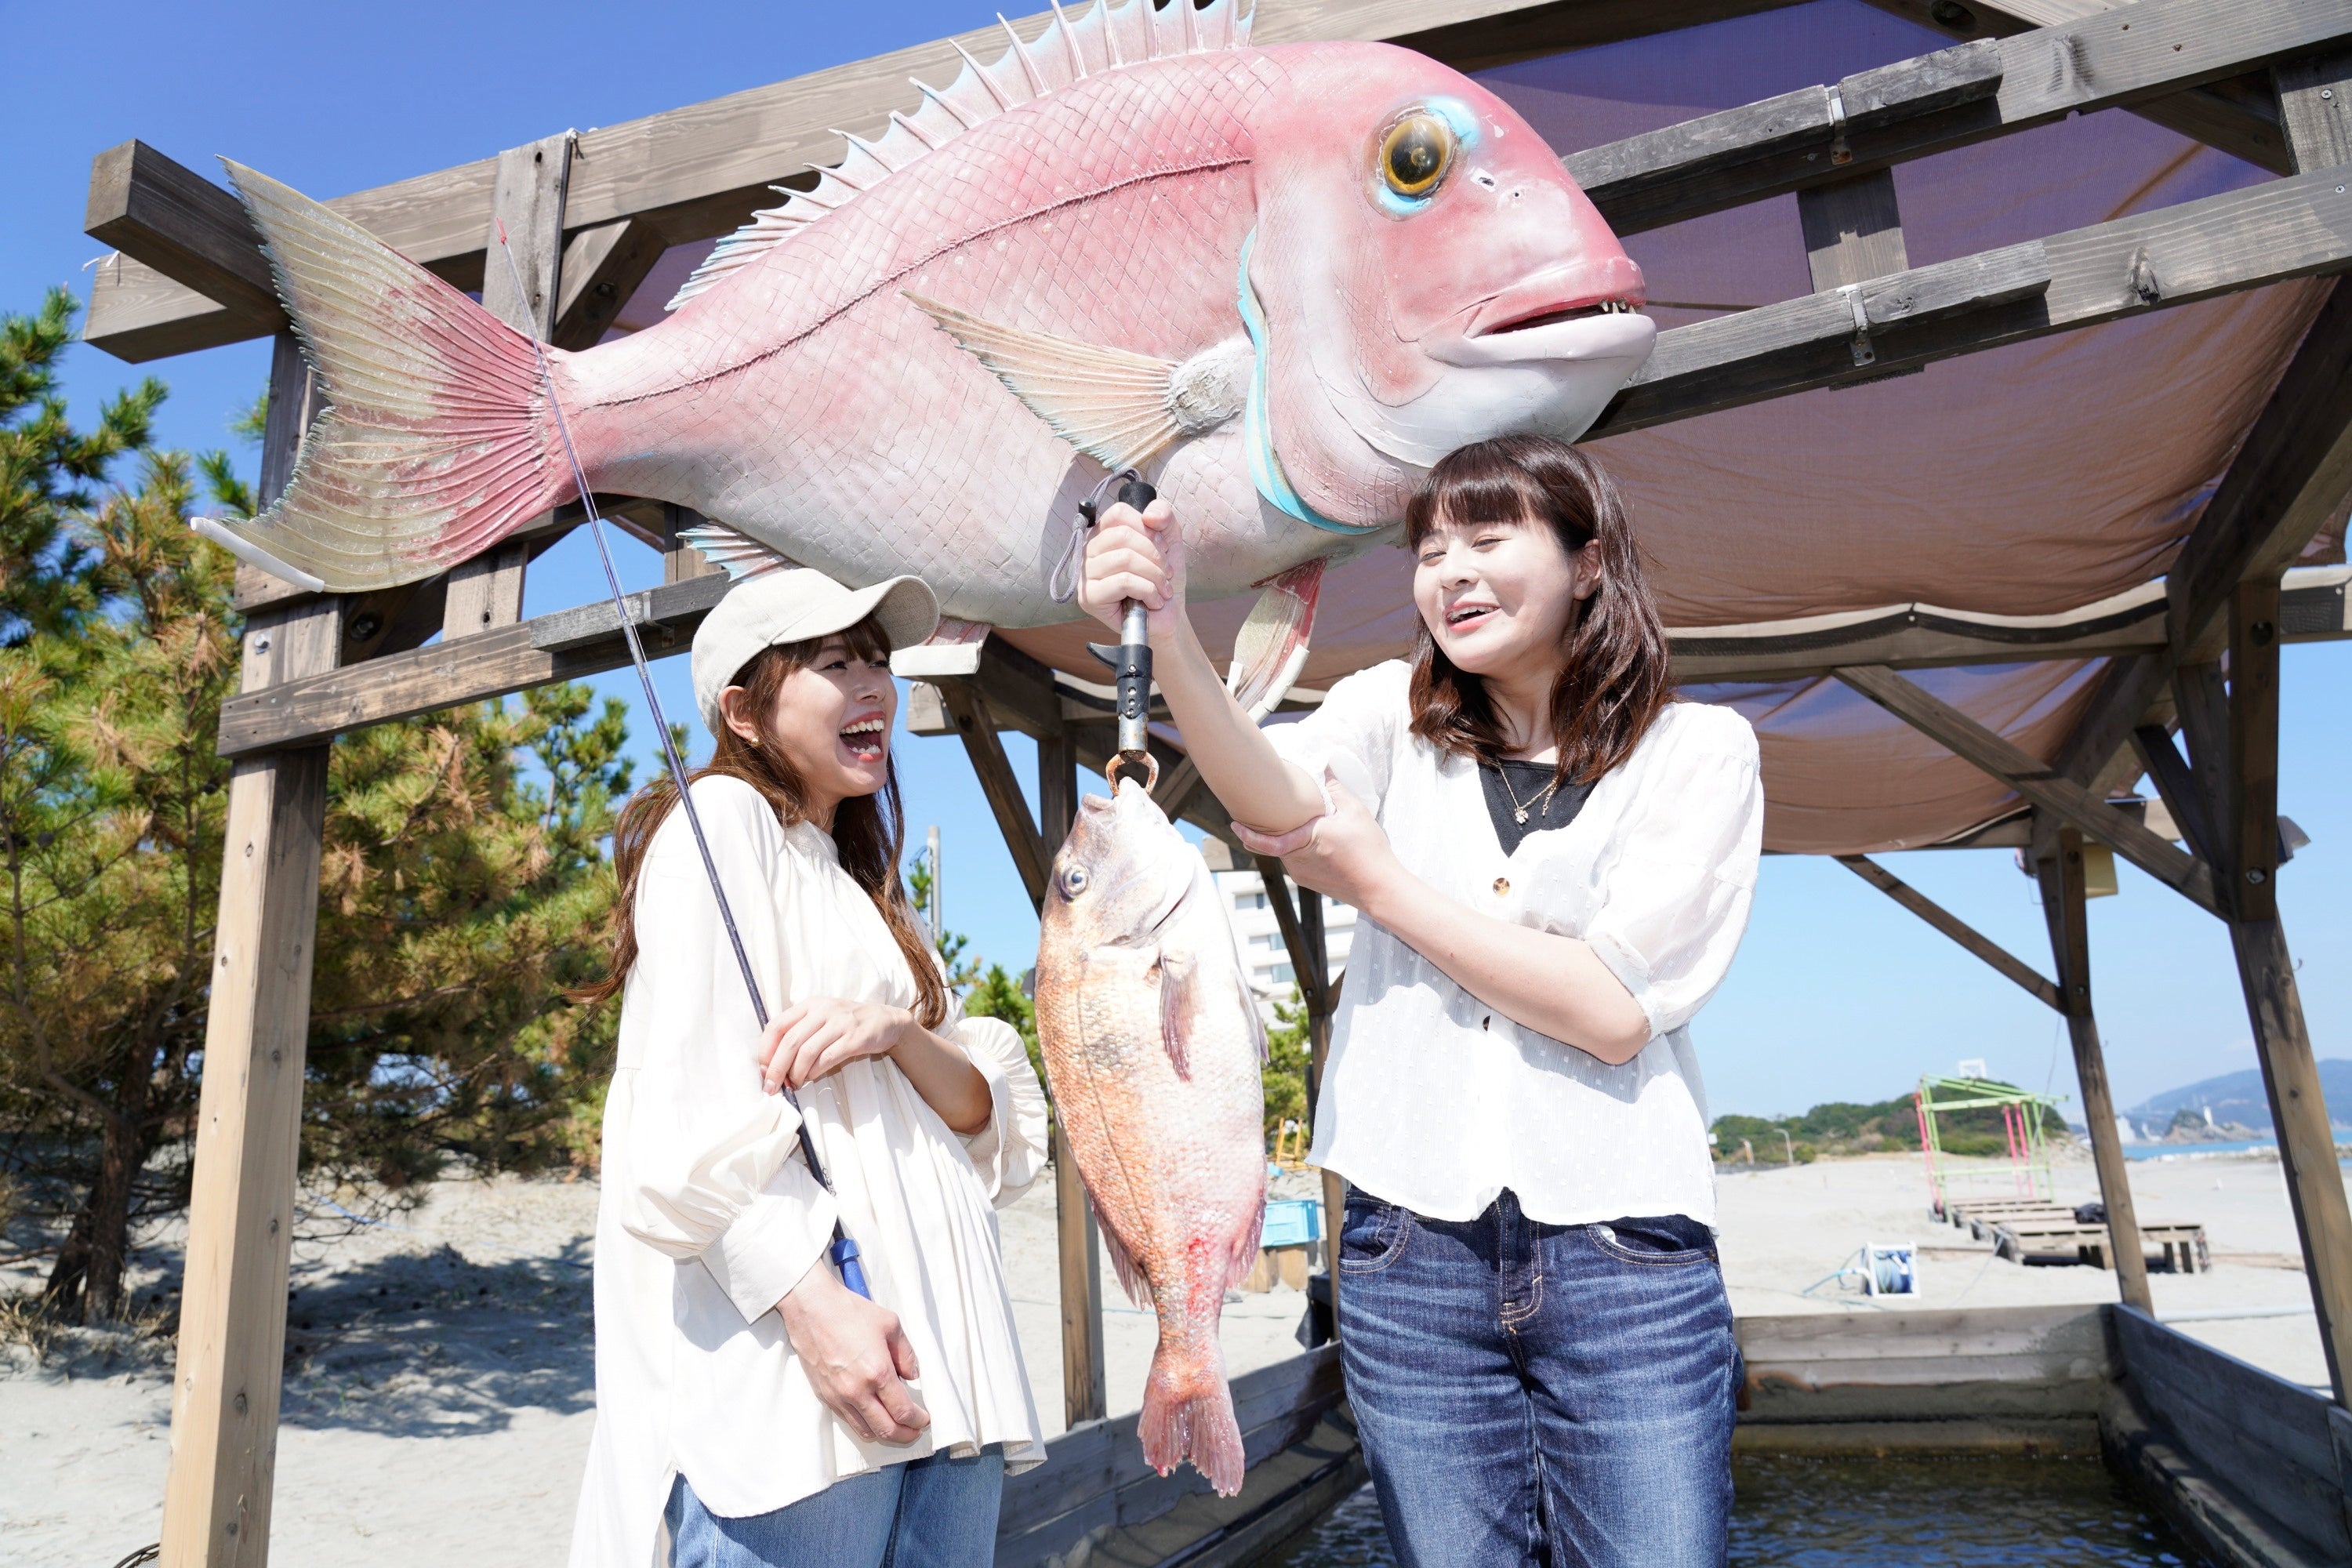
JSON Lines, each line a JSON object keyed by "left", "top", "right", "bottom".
{"left": 567, "top": 52, "right": 1287, "bottom": 623}
{"left": 1036, "top": 787, "right": 1265, "bottom": 1495}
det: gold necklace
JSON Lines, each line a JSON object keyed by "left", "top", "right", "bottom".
{"left": 1495, "top": 760, "right": 1559, "bottom": 826}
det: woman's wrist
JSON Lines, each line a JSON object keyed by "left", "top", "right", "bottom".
{"left": 881, "top": 1004, "right": 920, "bottom": 1060}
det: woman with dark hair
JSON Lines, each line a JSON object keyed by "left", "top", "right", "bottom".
{"left": 569, "top": 569, "right": 1047, "bottom": 1568}
{"left": 1080, "top": 434, "right": 1762, "bottom": 1568}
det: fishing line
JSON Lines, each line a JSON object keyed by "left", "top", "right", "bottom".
{"left": 492, "top": 222, "right": 870, "bottom": 1300}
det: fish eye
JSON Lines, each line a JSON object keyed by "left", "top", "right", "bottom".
{"left": 1380, "top": 112, "right": 1454, "bottom": 201}
{"left": 1060, "top": 865, "right": 1090, "bottom": 898}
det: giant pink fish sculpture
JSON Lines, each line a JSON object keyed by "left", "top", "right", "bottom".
{"left": 198, "top": 0, "right": 1654, "bottom": 710}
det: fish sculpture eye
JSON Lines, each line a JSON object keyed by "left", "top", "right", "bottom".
{"left": 1060, "top": 864, "right": 1091, "bottom": 898}
{"left": 1380, "top": 112, "right": 1454, "bottom": 201}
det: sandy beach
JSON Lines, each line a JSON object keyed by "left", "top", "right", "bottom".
{"left": 2, "top": 1148, "right": 2322, "bottom": 1565}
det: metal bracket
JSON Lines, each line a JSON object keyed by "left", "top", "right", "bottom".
{"left": 1826, "top": 84, "right": 1853, "bottom": 166}
{"left": 1839, "top": 283, "right": 1876, "bottom": 367}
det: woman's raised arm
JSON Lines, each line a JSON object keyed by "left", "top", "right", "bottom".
{"left": 1080, "top": 499, "right": 1327, "bottom": 835}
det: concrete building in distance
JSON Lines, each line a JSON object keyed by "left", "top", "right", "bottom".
{"left": 1198, "top": 837, "right": 1354, "bottom": 1022}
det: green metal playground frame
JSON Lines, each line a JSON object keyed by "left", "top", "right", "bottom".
{"left": 1915, "top": 1075, "right": 2064, "bottom": 1220}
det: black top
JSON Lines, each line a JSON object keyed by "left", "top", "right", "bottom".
{"left": 1479, "top": 758, "right": 1597, "bottom": 856}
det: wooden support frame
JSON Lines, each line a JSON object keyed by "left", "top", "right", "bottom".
{"left": 2031, "top": 821, "right": 2153, "bottom": 1315}
{"left": 1833, "top": 664, "right": 2218, "bottom": 913}
{"left": 158, "top": 335, "right": 339, "bottom": 1568}
{"left": 1254, "top": 858, "right": 1343, "bottom": 1339}
{"left": 84, "top": 0, "right": 2352, "bottom": 362}
{"left": 1833, "top": 855, "right": 2060, "bottom": 1010}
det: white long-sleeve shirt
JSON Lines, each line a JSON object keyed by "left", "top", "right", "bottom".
{"left": 569, "top": 777, "right": 1047, "bottom": 1568}
{"left": 1266, "top": 660, "right": 1762, "bottom": 1227}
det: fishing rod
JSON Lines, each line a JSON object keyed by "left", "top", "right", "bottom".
{"left": 492, "top": 223, "right": 869, "bottom": 1301}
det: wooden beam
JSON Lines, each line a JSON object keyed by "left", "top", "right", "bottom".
{"left": 84, "top": 140, "right": 278, "bottom": 328}
{"left": 1834, "top": 855, "right": 2062, "bottom": 1009}
{"left": 1857, "top": 0, "right": 2292, "bottom": 174}
{"left": 1254, "top": 858, "right": 1328, "bottom": 1018}
{"left": 2129, "top": 723, "right": 2218, "bottom": 866}
{"left": 552, "top": 216, "right": 667, "bottom": 352}
{"left": 2031, "top": 822, "right": 2153, "bottom": 1314}
{"left": 2227, "top": 579, "right": 2285, "bottom": 921}
{"left": 78, "top": 0, "right": 1773, "bottom": 361}
{"left": 937, "top": 681, "right": 1052, "bottom": 909}
{"left": 1593, "top": 164, "right": 2352, "bottom": 438}
{"left": 1799, "top": 169, "right": 1907, "bottom": 291}
{"left": 2229, "top": 913, "right": 2352, "bottom": 1403}
{"left": 159, "top": 334, "right": 339, "bottom": 1568}
{"left": 1833, "top": 663, "right": 2218, "bottom": 912}
{"left": 2277, "top": 45, "right": 2352, "bottom": 170}
{"left": 1030, "top": 720, "right": 1105, "bottom": 1430}
{"left": 85, "top": 0, "right": 2350, "bottom": 361}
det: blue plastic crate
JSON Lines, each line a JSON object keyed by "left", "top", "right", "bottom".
{"left": 1259, "top": 1198, "right": 1323, "bottom": 1249}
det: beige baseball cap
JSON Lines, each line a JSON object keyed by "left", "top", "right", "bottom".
{"left": 691, "top": 568, "right": 939, "bottom": 731}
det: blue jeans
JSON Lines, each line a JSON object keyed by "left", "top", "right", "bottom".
{"left": 1339, "top": 1188, "right": 1738, "bottom": 1568}
{"left": 665, "top": 1446, "right": 1004, "bottom": 1568}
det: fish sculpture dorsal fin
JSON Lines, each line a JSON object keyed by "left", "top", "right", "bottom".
{"left": 668, "top": 0, "right": 1252, "bottom": 309}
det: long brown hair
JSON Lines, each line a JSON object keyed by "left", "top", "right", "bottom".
{"left": 1403, "top": 435, "right": 1671, "bottom": 786}
{"left": 575, "top": 616, "right": 949, "bottom": 1027}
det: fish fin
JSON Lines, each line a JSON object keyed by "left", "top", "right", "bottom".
{"left": 1226, "top": 559, "right": 1325, "bottom": 717}
{"left": 203, "top": 162, "right": 565, "bottom": 593}
{"left": 1156, "top": 949, "right": 1196, "bottom": 1080}
{"left": 1095, "top": 1208, "right": 1153, "bottom": 1310}
{"left": 668, "top": 1, "right": 1252, "bottom": 310}
{"left": 1139, "top": 1345, "right": 1245, "bottom": 1497}
{"left": 677, "top": 521, "right": 797, "bottom": 582}
{"left": 906, "top": 292, "right": 1189, "bottom": 473}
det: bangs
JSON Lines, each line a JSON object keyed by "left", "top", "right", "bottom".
{"left": 1404, "top": 444, "right": 1558, "bottom": 550}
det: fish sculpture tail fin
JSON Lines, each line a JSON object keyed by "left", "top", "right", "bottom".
{"left": 1138, "top": 1344, "right": 1246, "bottom": 1497}
{"left": 198, "top": 162, "right": 572, "bottom": 593}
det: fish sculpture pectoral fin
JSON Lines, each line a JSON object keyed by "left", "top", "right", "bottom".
{"left": 201, "top": 162, "right": 571, "bottom": 594}
{"left": 677, "top": 520, "right": 797, "bottom": 581}
{"left": 905, "top": 294, "right": 1247, "bottom": 474}
{"left": 1226, "top": 558, "right": 1325, "bottom": 717}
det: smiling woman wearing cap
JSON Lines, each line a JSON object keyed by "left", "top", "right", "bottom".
{"left": 568, "top": 568, "right": 1048, "bottom": 1568}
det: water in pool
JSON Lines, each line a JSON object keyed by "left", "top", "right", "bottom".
{"left": 1265, "top": 1454, "right": 2210, "bottom": 1566}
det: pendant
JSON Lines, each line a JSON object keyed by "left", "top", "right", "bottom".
{"left": 1513, "top": 808, "right": 1529, "bottom": 824}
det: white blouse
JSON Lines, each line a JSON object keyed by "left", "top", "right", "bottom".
{"left": 569, "top": 777, "right": 1048, "bottom": 1568}
{"left": 1266, "top": 661, "right": 1762, "bottom": 1228}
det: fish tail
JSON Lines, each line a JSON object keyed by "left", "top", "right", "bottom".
{"left": 1138, "top": 1341, "right": 1245, "bottom": 1497}
{"left": 201, "top": 162, "right": 573, "bottom": 593}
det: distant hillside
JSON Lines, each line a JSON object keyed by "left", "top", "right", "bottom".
{"left": 2125, "top": 1061, "right": 2352, "bottom": 1133}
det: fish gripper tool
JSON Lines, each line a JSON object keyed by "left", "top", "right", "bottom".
{"left": 1086, "top": 471, "right": 1161, "bottom": 793}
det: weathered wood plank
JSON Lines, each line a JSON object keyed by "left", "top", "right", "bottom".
{"left": 1835, "top": 664, "right": 2218, "bottom": 912}
{"left": 87, "top": 0, "right": 2352, "bottom": 361}
{"left": 2277, "top": 45, "right": 2352, "bottom": 172}
{"left": 2114, "top": 1307, "right": 2348, "bottom": 1553}
{"left": 1600, "top": 162, "right": 2352, "bottom": 437}
{"left": 551, "top": 216, "right": 667, "bottom": 351}
{"left": 1835, "top": 855, "right": 2061, "bottom": 1008}
{"left": 82, "top": 0, "right": 1769, "bottom": 361}
{"left": 2033, "top": 822, "right": 2153, "bottom": 1312}
{"left": 1800, "top": 168, "right": 1908, "bottom": 291}
{"left": 84, "top": 140, "right": 278, "bottom": 327}
{"left": 937, "top": 681, "right": 1052, "bottom": 909}
{"left": 158, "top": 334, "right": 339, "bottom": 1568}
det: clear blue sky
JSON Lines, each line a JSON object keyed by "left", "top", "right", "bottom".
{"left": 9, "top": 1, "right": 2345, "bottom": 1120}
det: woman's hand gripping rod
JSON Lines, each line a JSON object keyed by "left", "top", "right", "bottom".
{"left": 491, "top": 223, "right": 869, "bottom": 1299}
{"left": 1083, "top": 474, "right": 1161, "bottom": 792}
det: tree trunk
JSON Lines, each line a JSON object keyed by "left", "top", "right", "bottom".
{"left": 42, "top": 1047, "right": 156, "bottom": 1323}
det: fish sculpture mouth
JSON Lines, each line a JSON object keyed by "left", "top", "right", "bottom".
{"left": 1429, "top": 263, "right": 1657, "bottom": 370}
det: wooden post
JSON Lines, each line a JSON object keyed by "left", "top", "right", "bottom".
{"left": 443, "top": 133, "right": 570, "bottom": 640}
{"left": 1298, "top": 888, "right": 1344, "bottom": 1337}
{"left": 2206, "top": 581, "right": 2352, "bottom": 1403}
{"left": 1798, "top": 168, "right": 1907, "bottom": 290}
{"left": 2031, "top": 822, "right": 2152, "bottom": 1314}
{"left": 1034, "top": 720, "right": 1104, "bottom": 1428}
{"left": 160, "top": 334, "right": 339, "bottom": 1568}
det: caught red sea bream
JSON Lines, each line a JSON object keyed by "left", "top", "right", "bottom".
{"left": 196, "top": 0, "right": 1654, "bottom": 711}
{"left": 1034, "top": 781, "right": 1266, "bottom": 1495}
